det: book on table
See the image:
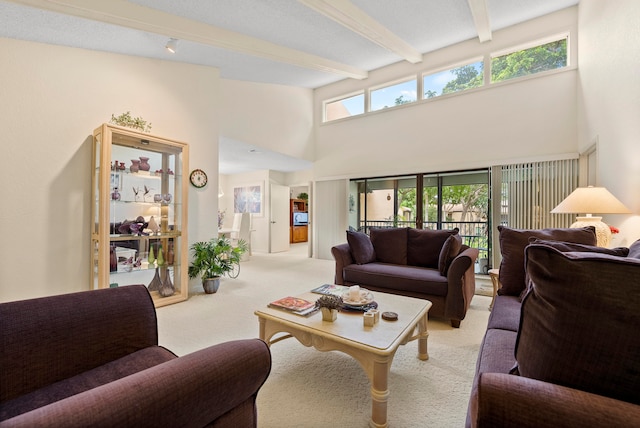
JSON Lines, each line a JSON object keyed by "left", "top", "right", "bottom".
{"left": 311, "top": 284, "right": 349, "bottom": 296}
{"left": 268, "top": 296, "right": 317, "bottom": 316}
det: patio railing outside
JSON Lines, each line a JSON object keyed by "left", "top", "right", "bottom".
{"left": 358, "top": 220, "right": 489, "bottom": 262}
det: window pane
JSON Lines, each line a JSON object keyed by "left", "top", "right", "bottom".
{"left": 324, "top": 93, "right": 364, "bottom": 122}
{"left": 491, "top": 37, "right": 567, "bottom": 83}
{"left": 370, "top": 79, "right": 417, "bottom": 112}
{"left": 423, "top": 61, "right": 483, "bottom": 99}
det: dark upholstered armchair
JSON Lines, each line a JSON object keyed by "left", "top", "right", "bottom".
{"left": 0, "top": 285, "right": 271, "bottom": 427}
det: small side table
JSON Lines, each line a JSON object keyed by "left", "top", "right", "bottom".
{"left": 488, "top": 268, "right": 500, "bottom": 311}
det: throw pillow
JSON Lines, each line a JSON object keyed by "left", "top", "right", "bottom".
{"left": 628, "top": 239, "right": 640, "bottom": 259}
{"left": 497, "top": 226, "right": 596, "bottom": 296}
{"left": 407, "top": 228, "right": 458, "bottom": 268}
{"left": 369, "top": 227, "right": 408, "bottom": 265}
{"left": 515, "top": 243, "right": 640, "bottom": 405}
{"left": 438, "top": 233, "right": 463, "bottom": 275}
{"left": 346, "top": 231, "right": 376, "bottom": 265}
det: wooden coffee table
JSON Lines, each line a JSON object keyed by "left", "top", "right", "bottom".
{"left": 255, "top": 290, "right": 432, "bottom": 428}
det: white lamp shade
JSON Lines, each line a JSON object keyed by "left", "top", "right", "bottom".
{"left": 550, "top": 186, "right": 631, "bottom": 215}
{"left": 551, "top": 186, "right": 630, "bottom": 247}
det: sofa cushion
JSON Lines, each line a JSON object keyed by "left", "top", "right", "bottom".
{"left": 486, "top": 295, "right": 521, "bottom": 332}
{"left": 370, "top": 227, "right": 408, "bottom": 265}
{"left": 497, "top": 226, "right": 596, "bottom": 296}
{"left": 407, "top": 228, "right": 457, "bottom": 268}
{"left": 0, "top": 346, "right": 177, "bottom": 421}
{"left": 438, "top": 233, "right": 462, "bottom": 275}
{"left": 343, "top": 263, "right": 448, "bottom": 296}
{"left": 628, "top": 239, "right": 640, "bottom": 259}
{"left": 346, "top": 231, "right": 376, "bottom": 265}
{"left": 515, "top": 243, "right": 640, "bottom": 405}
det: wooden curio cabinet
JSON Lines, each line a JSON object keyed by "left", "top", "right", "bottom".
{"left": 91, "top": 124, "right": 189, "bottom": 307}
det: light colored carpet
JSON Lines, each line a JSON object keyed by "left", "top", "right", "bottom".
{"left": 157, "top": 244, "right": 490, "bottom": 427}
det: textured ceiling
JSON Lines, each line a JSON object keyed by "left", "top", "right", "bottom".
{"left": 0, "top": 0, "right": 578, "bottom": 174}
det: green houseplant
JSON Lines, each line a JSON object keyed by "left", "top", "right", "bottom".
{"left": 188, "top": 237, "right": 248, "bottom": 294}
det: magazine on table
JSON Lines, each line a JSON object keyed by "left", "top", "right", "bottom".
{"left": 268, "top": 296, "right": 318, "bottom": 316}
{"left": 310, "top": 284, "right": 349, "bottom": 296}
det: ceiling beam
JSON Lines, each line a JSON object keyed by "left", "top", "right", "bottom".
{"left": 7, "top": 0, "right": 368, "bottom": 80}
{"left": 298, "top": 0, "right": 423, "bottom": 64}
{"left": 467, "top": 0, "right": 492, "bottom": 43}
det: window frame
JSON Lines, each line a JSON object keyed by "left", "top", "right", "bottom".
{"left": 421, "top": 56, "right": 485, "bottom": 100}
{"left": 368, "top": 76, "right": 418, "bottom": 113}
{"left": 323, "top": 90, "right": 365, "bottom": 123}
{"left": 490, "top": 33, "right": 570, "bottom": 83}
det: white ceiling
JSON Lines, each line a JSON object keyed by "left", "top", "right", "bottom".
{"left": 0, "top": 0, "right": 578, "bottom": 174}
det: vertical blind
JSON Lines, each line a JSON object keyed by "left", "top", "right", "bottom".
{"left": 500, "top": 159, "right": 578, "bottom": 229}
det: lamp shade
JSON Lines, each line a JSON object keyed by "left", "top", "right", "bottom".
{"left": 551, "top": 186, "right": 630, "bottom": 247}
{"left": 550, "top": 186, "right": 631, "bottom": 215}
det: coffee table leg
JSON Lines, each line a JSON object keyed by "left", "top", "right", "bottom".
{"left": 370, "top": 358, "right": 391, "bottom": 428}
{"left": 258, "top": 317, "right": 267, "bottom": 342}
{"left": 417, "top": 313, "right": 429, "bottom": 361}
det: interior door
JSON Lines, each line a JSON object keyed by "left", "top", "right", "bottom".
{"left": 270, "top": 183, "right": 290, "bottom": 253}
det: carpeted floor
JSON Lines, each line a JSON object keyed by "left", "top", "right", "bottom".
{"left": 157, "top": 244, "right": 490, "bottom": 427}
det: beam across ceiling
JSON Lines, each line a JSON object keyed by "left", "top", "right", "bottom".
{"left": 298, "top": 0, "right": 423, "bottom": 64}
{"left": 6, "top": 0, "right": 368, "bottom": 80}
{"left": 467, "top": 0, "right": 492, "bottom": 43}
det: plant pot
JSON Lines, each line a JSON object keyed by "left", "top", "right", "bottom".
{"left": 321, "top": 307, "right": 338, "bottom": 322}
{"left": 202, "top": 277, "right": 220, "bottom": 294}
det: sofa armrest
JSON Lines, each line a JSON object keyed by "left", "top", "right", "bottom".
{"left": 0, "top": 339, "right": 272, "bottom": 428}
{"left": 331, "top": 243, "right": 354, "bottom": 285}
{"left": 475, "top": 372, "right": 640, "bottom": 428}
{"left": 445, "top": 247, "right": 478, "bottom": 323}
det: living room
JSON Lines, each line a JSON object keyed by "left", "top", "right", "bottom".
{"left": 1, "top": 1, "right": 639, "bottom": 426}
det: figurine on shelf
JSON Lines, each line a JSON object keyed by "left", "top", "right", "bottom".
{"left": 143, "top": 185, "right": 151, "bottom": 202}
{"left": 111, "top": 187, "right": 121, "bottom": 201}
{"left": 130, "top": 159, "right": 140, "bottom": 173}
{"left": 156, "top": 245, "right": 165, "bottom": 266}
{"left": 132, "top": 186, "right": 140, "bottom": 202}
{"left": 138, "top": 156, "right": 151, "bottom": 171}
{"left": 148, "top": 244, "right": 156, "bottom": 266}
{"left": 147, "top": 216, "right": 160, "bottom": 234}
{"left": 123, "top": 257, "right": 133, "bottom": 272}
{"left": 166, "top": 242, "right": 175, "bottom": 265}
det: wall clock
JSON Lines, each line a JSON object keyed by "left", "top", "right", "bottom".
{"left": 189, "top": 169, "right": 208, "bottom": 188}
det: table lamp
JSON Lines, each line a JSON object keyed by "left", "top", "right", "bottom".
{"left": 551, "top": 186, "right": 631, "bottom": 247}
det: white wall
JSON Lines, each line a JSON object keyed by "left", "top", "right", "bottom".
{"left": 0, "top": 38, "right": 219, "bottom": 302}
{"left": 578, "top": 0, "right": 640, "bottom": 245}
{"left": 220, "top": 79, "right": 314, "bottom": 161}
{"left": 313, "top": 7, "right": 579, "bottom": 180}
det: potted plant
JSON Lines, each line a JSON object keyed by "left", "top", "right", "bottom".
{"left": 188, "top": 237, "right": 248, "bottom": 294}
{"left": 315, "top": 294, "right": 343, "bottom": 322}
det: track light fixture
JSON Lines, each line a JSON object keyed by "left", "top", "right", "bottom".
{"left": 165, "top": 38, "right": 178, "bottom": 53}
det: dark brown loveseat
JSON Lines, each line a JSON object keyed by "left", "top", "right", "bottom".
{"left": 0, "top": 285, "right": 271, "bottom": 427}
{"left": 467, "top": 226, "right": 640, "bottom": 427}
{"left": 331, "top": 227, "right": 478, "bottom": 327}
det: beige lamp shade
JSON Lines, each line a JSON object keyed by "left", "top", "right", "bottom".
{"left": 551, "top": 186, "right": 631, "bottom": 215}
{"left": 551, "top": 186, "right": 631, "bottom": 247}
